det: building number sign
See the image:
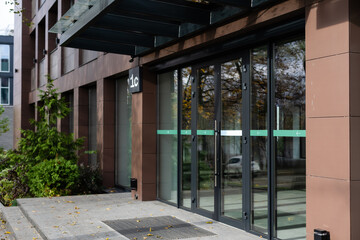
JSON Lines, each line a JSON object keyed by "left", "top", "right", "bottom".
{"left": 128, "top": 66, "right": 142, "bottom": 93}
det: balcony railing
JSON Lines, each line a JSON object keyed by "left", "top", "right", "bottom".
{"left": 31, "top": 66, "right": 36, "bottom": 91}
{"left": 50, "top": 48, "right": 59, "bottom": 80}
{"left": 39, "top": 58, "right": 46, "bottom": 87}
{"left": 63, "top": 47, "right": 75, "bottom": 74}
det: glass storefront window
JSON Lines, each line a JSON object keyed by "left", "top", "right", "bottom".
{"left": 181, "top": 67, "right": 192, "bottom": 208}
{"left": 250, "top": 46, "right": 268, "bottom": 234}
{"left": 115, "top": 76, "right": 132, "bottom": 188}
{"left": 220, "top": 59, "right": 243, "bottom": 220}
{"left": 274, "top": 38, "right": 306, "bottom": 240}
{"left": 155, "top": 36, "right": 305, "bottom": 239}
{"left": 0, "top": 45, "right": 10, "bottom": 73}
{"left": 158, "top": 70, "right": 178, "bottom": 204}
{"left": 196, "top": 65, "right": 215, "bottom": 212}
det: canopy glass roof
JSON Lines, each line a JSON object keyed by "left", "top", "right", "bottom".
{"left": 50, "top": 0, "right": 274, "bottom": 56}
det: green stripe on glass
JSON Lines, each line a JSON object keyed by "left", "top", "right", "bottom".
{"left": 157, "top": 130, "right": 192, "bottom": 135}
{"left": 250, "top": 130, "right": 268, "bottom": 137}
{"left": 181, "top": 130, "right": 191, "bottom": 135}
{"left": 273, "top": 130, "right": 306, "bottom": 137}
{"left": 197, "top": 130, "right": 215, "bottom": 135}
{"left": 157, "top": 130, "right": 177, "bottom": 135}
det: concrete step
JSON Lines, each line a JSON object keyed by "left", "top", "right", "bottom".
{"left": 0, "top": 206, "right": 43, "bottom": 240}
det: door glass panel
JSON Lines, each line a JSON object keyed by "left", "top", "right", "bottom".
{"left": 181, "top": 67, "right": 192, "bottom": 208}
{"left": 250, "top": 46, "right": 268, "bottom": 234}
{"left": 274, "top": 39, "right": 306, "bottom": 240}
{"left": 221, "top": 59, "right": 243, "bottom": 220}
{"left": 197, "top": 65, "right": 215, "bottom": 212}
{"left": 158, "top": 70, "right": 178, "bottom": 204}
{"left": 115, "top": 76, "right": 132, "bottom": 187}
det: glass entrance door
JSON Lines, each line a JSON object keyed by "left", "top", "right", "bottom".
{"left": 219, "top": 58, "right": 246, "bottom": 222}
{"left": 191, "top": 53, "right": 250, "bottom": 226}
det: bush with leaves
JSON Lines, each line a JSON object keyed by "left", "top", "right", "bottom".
{"left": 0, "top": 78, "right": 102, "bottom": 205}
{"left": 27, "top": 157, "right": 79, "bottom": 197}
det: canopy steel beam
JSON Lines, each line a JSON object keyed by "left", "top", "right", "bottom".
{"left": 68, "top": 37, "right": 136, "bottom": 55}
{"left": 208, "top": 0, "right": 251, "bottom": 8}
{"left": 110, "top": 0, "right": 210, "bottom": 25}
{"left": 94, "top": 14, "right": 180, "bottom": 38}
{"left": 152, "top": 0, "right": 217, "bottom": 10}
{"left": 80, "top": 27, "right": 155, "bottom": 48}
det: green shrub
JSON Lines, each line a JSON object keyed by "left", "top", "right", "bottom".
{"left": 27, "top": 157, "right": 79, "bottom": 197}
{"left": 0, "top": 162, "right": 30, "bottom": 206}
{"left": 0, "top": 78, "right": 103, "bottom": 205}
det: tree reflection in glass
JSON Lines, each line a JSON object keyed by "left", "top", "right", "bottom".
{"left": 274, "top": 39, "right": 306, "bottom": 240}
{"left": 197, "top": 65, "right": 215, "bottom": 212}
{"left": 221, "top": 59, "right": 243, "bottom": 220}
{"left": 181, "top": 67, "right": 192, "bottom": 208}
{"left": 250, "top": 46, "right": 268, "bottom": 234}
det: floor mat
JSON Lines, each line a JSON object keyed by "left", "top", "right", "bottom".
{"left": 103, "top": 215, "right": 216, "bottom": 239}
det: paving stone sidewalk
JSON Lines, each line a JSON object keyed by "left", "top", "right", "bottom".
{"left": 5, "top": 193, "right": 262, "bottom": 240}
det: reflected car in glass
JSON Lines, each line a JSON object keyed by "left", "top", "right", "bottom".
{"left": 224, "top": 156, "right": 260, "bottom": 175}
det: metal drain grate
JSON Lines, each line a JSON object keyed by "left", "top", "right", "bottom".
{"left": 103, "top": 215, "right": 216, "bottom": 240}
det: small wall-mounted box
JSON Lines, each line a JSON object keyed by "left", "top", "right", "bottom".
{"left": 314, "top": 229, "right": 330, "bottom": 240}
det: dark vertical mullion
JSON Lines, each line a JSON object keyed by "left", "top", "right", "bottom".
{"left": 191, "top": 68, "right": 197, "bottom": 211}
{"left": 156, "top": 74, "right": 160, "bottom": 200}
{"left": 214, "top": 63, "right": 221, "bottom": 221}
{"left": 271, "top": 43, "right": 277, "bottom": 240}
{"left": 267, "top": 42, "right": 275, "bottom": 240}
{"left": 242, "top": 50, "right": 251, "bottom": 231}
{"left": 177, "top": 69, "right": 182, "bottom": 208}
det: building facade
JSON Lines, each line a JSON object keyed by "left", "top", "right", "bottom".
{"left": 14, "top": 0, "right": 360, "bottom": 240}
{"left": 0, "top": 36, "right": 13, "bottom": 150}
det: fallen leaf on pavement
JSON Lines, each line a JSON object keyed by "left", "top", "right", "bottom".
{"left": 206, "top": 221, "right": 213, "bottom": 224}
{"left": 4, "top": 231, "right": 11, "bottom": 234}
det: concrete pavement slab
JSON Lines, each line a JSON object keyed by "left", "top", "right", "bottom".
{"left": 16, "top": 193, "right": 262, "bottom": 240}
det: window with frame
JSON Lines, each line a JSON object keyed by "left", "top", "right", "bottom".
{"left": 0, "top": 78, "right": 10, "bottom": 105}
{"left": 0, "top": 45, "right": 10, "bottom": 73}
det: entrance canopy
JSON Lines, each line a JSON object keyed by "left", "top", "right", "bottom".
{"left": 50, "top": 0, "right": 273, "bottom": 56}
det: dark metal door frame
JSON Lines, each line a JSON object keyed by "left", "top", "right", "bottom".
{"left": 189, "top": 50, "right": 251, "bottom": 230}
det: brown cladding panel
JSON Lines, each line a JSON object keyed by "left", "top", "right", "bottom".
{"left": 307, "top": 117, "right": 350, "bottom": 180}
{"left": 306, "top": 53, "right": 349, "bottom": 118}
{"left": 306, "top": 175, "right": 351, "bottom": 240}
{"left": 305, "top": 0, "right": 349, "bottom": 61}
